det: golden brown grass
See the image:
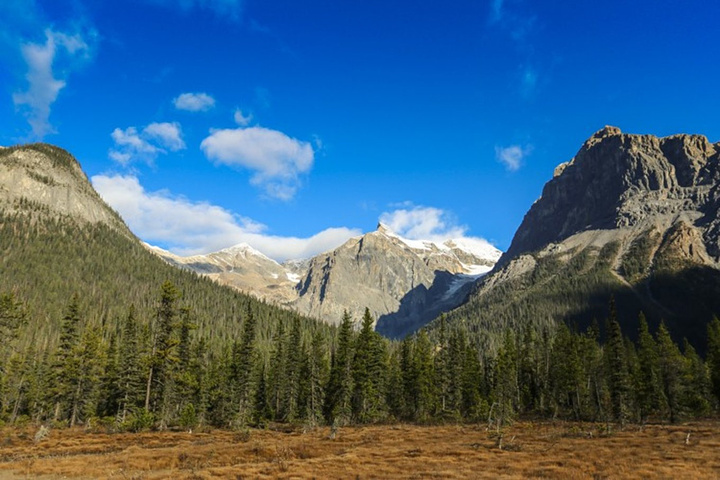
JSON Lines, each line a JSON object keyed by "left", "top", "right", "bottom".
{"left": 1, "top": 420, "right": 719, "bottom": 479}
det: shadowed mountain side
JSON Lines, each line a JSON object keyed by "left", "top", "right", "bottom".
{"left": 375, "top": 270, "right": 480, "bottom": 339}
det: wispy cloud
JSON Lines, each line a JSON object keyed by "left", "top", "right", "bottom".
{"left": 92, "top": 174, "right": 360, "bottom": 261}
{"left": 12, "top": 29, "right": 93, "bottom": 139}
{"left": 109, "top": 122, "right": 186, "bottom": 165}
{"left": 200, "top": 126, "right": 314, "bottom": 201}
{"left": 379, "top": 203, "right": 498, "bottom": 251}
{"left": 233, "top": 108, "right": 253, "bottom": 126}
{"left": 380, "top": 204, "right": 466, "bottom": 240}
{"left": 495, "top": 144, "right": 532, "bottom": 172}
{"left": 173, "top": 92, "right": 216, "bottom": 112}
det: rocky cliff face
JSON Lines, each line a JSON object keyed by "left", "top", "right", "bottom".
{"left": 0, "top": 144, "right": 131, "bottom": 235}
{"left": 503, "top": 126, "right": 720, "bottom": 263}
{"left": 293, "top": 224, "right": 500, "bottom": 336}
{"left": 151, "top": 223, "right": 501, "bottom": 336}
{"left": 446, "top": 127, "right": 720, "bottom": 348}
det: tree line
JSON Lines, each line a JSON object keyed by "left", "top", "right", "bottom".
{"left": 1, "top": 286, "right": 719, "bottom": 431}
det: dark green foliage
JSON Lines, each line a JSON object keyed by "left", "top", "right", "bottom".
{"left": 707, "top": 317, "right": 720, "bottom": 406}
{"left": 655, "top": 322, "right": 685, "bottom": 423}
{"left": 351, "top": 308, "right": 388, "bottom": 423}
{"left": 605, "top": 299, "right": 631, "bottom": 425}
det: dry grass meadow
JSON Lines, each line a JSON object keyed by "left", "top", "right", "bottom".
{"left": 1, "top": 420, "right": 719, "bottom": 479}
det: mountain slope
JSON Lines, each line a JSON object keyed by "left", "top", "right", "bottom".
{"left": 0, "top": 144, "right": 325, "bottom": 349}
{"left": 442, "top": 127, "right": 720, "bottom": 349}
{"left": 150, "top": 222, "right": 501, "bottom": 336}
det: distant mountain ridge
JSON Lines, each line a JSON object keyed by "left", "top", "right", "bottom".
{"left": 150, "top": 222, "right": 502, "bottom": 336}
{"left": 442, "top": 126, "right": 720, "bottom": 349}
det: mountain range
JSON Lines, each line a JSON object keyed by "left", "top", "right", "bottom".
{"left": 441, "top": 126, "right": 720, "bottom": 348}
{"left": 2, "top": 126, "right": 720, "bottom": 348}
{"left": 147, "top": 220, "right": 501, "bottom": 338}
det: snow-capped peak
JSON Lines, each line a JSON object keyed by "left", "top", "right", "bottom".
{"left": 216, "top": 243, "right": 275, "bottom": 263}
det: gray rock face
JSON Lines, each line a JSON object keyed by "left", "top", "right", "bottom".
{"left": 291, "top": 225, "right": 500, "bottom": 335}
{"left": 146, "top": 243, "right": 300, "bottom": 303}
{"left": 446, "top": 127, "right": 720, "bottom": 349}
{"left": 0, "top": 144, "right": 132, "bottom": 236}
{"left": 149, "top": 224, "right": 501, "bottom": 335}
{"left": 502, "top": 126, "right": 720, "bottom": 264}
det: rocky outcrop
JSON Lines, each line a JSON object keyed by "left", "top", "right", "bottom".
{"left": 0, "top": 144, "right": 131, "bottom": 236}
{"left": 146, "top": 243, "right": 300, "bottom": 303}
{"left": 291, "top": 224, "right": 500, "bottom": 335}
{"left": 502, "top": 126, "right": 720, "bottom": 263}
{"left": 149, "top": 223, "right": 501, "bottom": 336}
{"left": 445, "top": 127, "right": 720, "bottom": 349}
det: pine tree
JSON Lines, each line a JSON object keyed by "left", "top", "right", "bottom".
{"left": 707, "top": 317, "right": 720, "bottom": 408}
{"left": 268, "top": 321, "right": 287, "bottom": 421}
{"left": 635, "top": 313, "right": 661, "bottom": 422}
{"left": 549, "top": 323, "right": 582, "bottom": 419}
{"left": 605, "top": 299, "right": 630, "bottom": 425}
{"left": 351, "top": 308, "right": 387, "bottom": 423}
{"left": 681, "top": 340, "right": 711, "bottom": 417}
{"left": 412, "top": 329, "right": 436, "bottom": 422}
{"left": 52, "top": 294, "right": 83, "bottom": 422}
{"left": 491, "top": 330, "right": 518, "bottom": 429}
{"left": 118, "top": 305, "right": 143, "bottom": 423}
{"left": 434, "top": 315, "right": 450, "bottom": 415}
{"left": 304, "top": 330, "right": 328, "bottom": 427}
{"left": 655, "top": 322, "right": 685, "bottom": 423}
{"left": 68, "top": 326, "right": 105, "bottom": 426}
{"left": 325, "top": 311, "right": 354, "bottom": 425}
{"left": 231, "top": 304, "right": 258, "bottom": 426}
{"left": 145, "top": 281, "right": 180, "bottom": 420}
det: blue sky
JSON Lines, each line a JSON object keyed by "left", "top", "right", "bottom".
{"left": 2, "top": 0, "right": 719, "bottom": 261}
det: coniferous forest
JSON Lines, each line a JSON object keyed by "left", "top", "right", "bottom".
{"left": 2, "top": 283, "right": 719, "bottom": 432}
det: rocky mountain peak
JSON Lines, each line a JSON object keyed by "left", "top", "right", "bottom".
{"left": 0, "top": 143, "right": 132, "bottom": 236}
{"left": 502, "top": 128, "right": 720, "bottom": 263}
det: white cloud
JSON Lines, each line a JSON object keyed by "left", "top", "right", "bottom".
{"left": 233, "top": 108, "right": 252, "bottom": 126}
{"left": 109, "top": 122, "right": 186, "bottom": 165}
{"left": 143, "top": 122, "right": 186, "bottom": 151}
{"left": 91, "top": 174, "right": 359, "bottom": 261}
{"left": 12, "top": 29, "right": 91, "bottom": 139}
{"left": 380, "top": 204, "right": 466, "bottom": 241}
{"left": 173, "top": 92, "right": 216, "bottom": 112}
{"left": 495, "top": 144, "right": 532, "bottom": 172}
{"left": 379, "top": 204, "right": 497, "bottom": 251}
{"left": 201, "top": 126, "right": 314, "bottom": 200}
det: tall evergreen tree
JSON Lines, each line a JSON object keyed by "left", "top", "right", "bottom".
{"left": 52, "top": 294, "right": 82, "bottom": 422}
{"left": 707, "top": 317, "right": 720, "bottom": 408}
{"left": 635, "top": 313, "right": 661, "bottom": 422}
{"left": 605, "top": 298, "right": 630, "bottom": 425}
{"left": 411, "top": 330, "right": 435, "bottom": 422}
{"left": 325, "top": 311, "right": 354, "bottom": 425}
{"left": 351, "top": 308, "right": 387, "bottom": 423}
{"left": 655, "top": 322, "right": 685, "bottom": 423}
{"left": 118, "top": 305, "right": 143, "bottom": 423}
{"left": 231, "top": 304, "right": 258, "bottom": 426}
{"left": 145, "top": 281, "right": 180, "bottom": 418}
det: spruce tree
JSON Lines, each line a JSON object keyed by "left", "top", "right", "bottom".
{"left": 118, "top": 305, "right": 143, "bottom": 423}
{"left": 351, "top": 308, "right": 387, "bottom": 423}
{"left": 325, "top": 311, "right": 354, "bottom": 425}
{"left": 605, "top": 299, "right": 630, "bottom": 425}
{"left": 411, "top": 329, "right": 435, "bottom": 422}
{"left": 707, "top": 317, "right": 720, "bottom": 408}
{"left": 655, "top": 322, "right": 684, "bottom": 423}
{"left": 145, "top": 281, "right": 180, "bottom": 419}
{"left": 231, "top": 304, "right": 258, "bottom": 426}
{"left": 635, "top": 313, "right": 661, "bottom": 422}
{"left": 52, "top": 294, "right": 82, "bottom": 422}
